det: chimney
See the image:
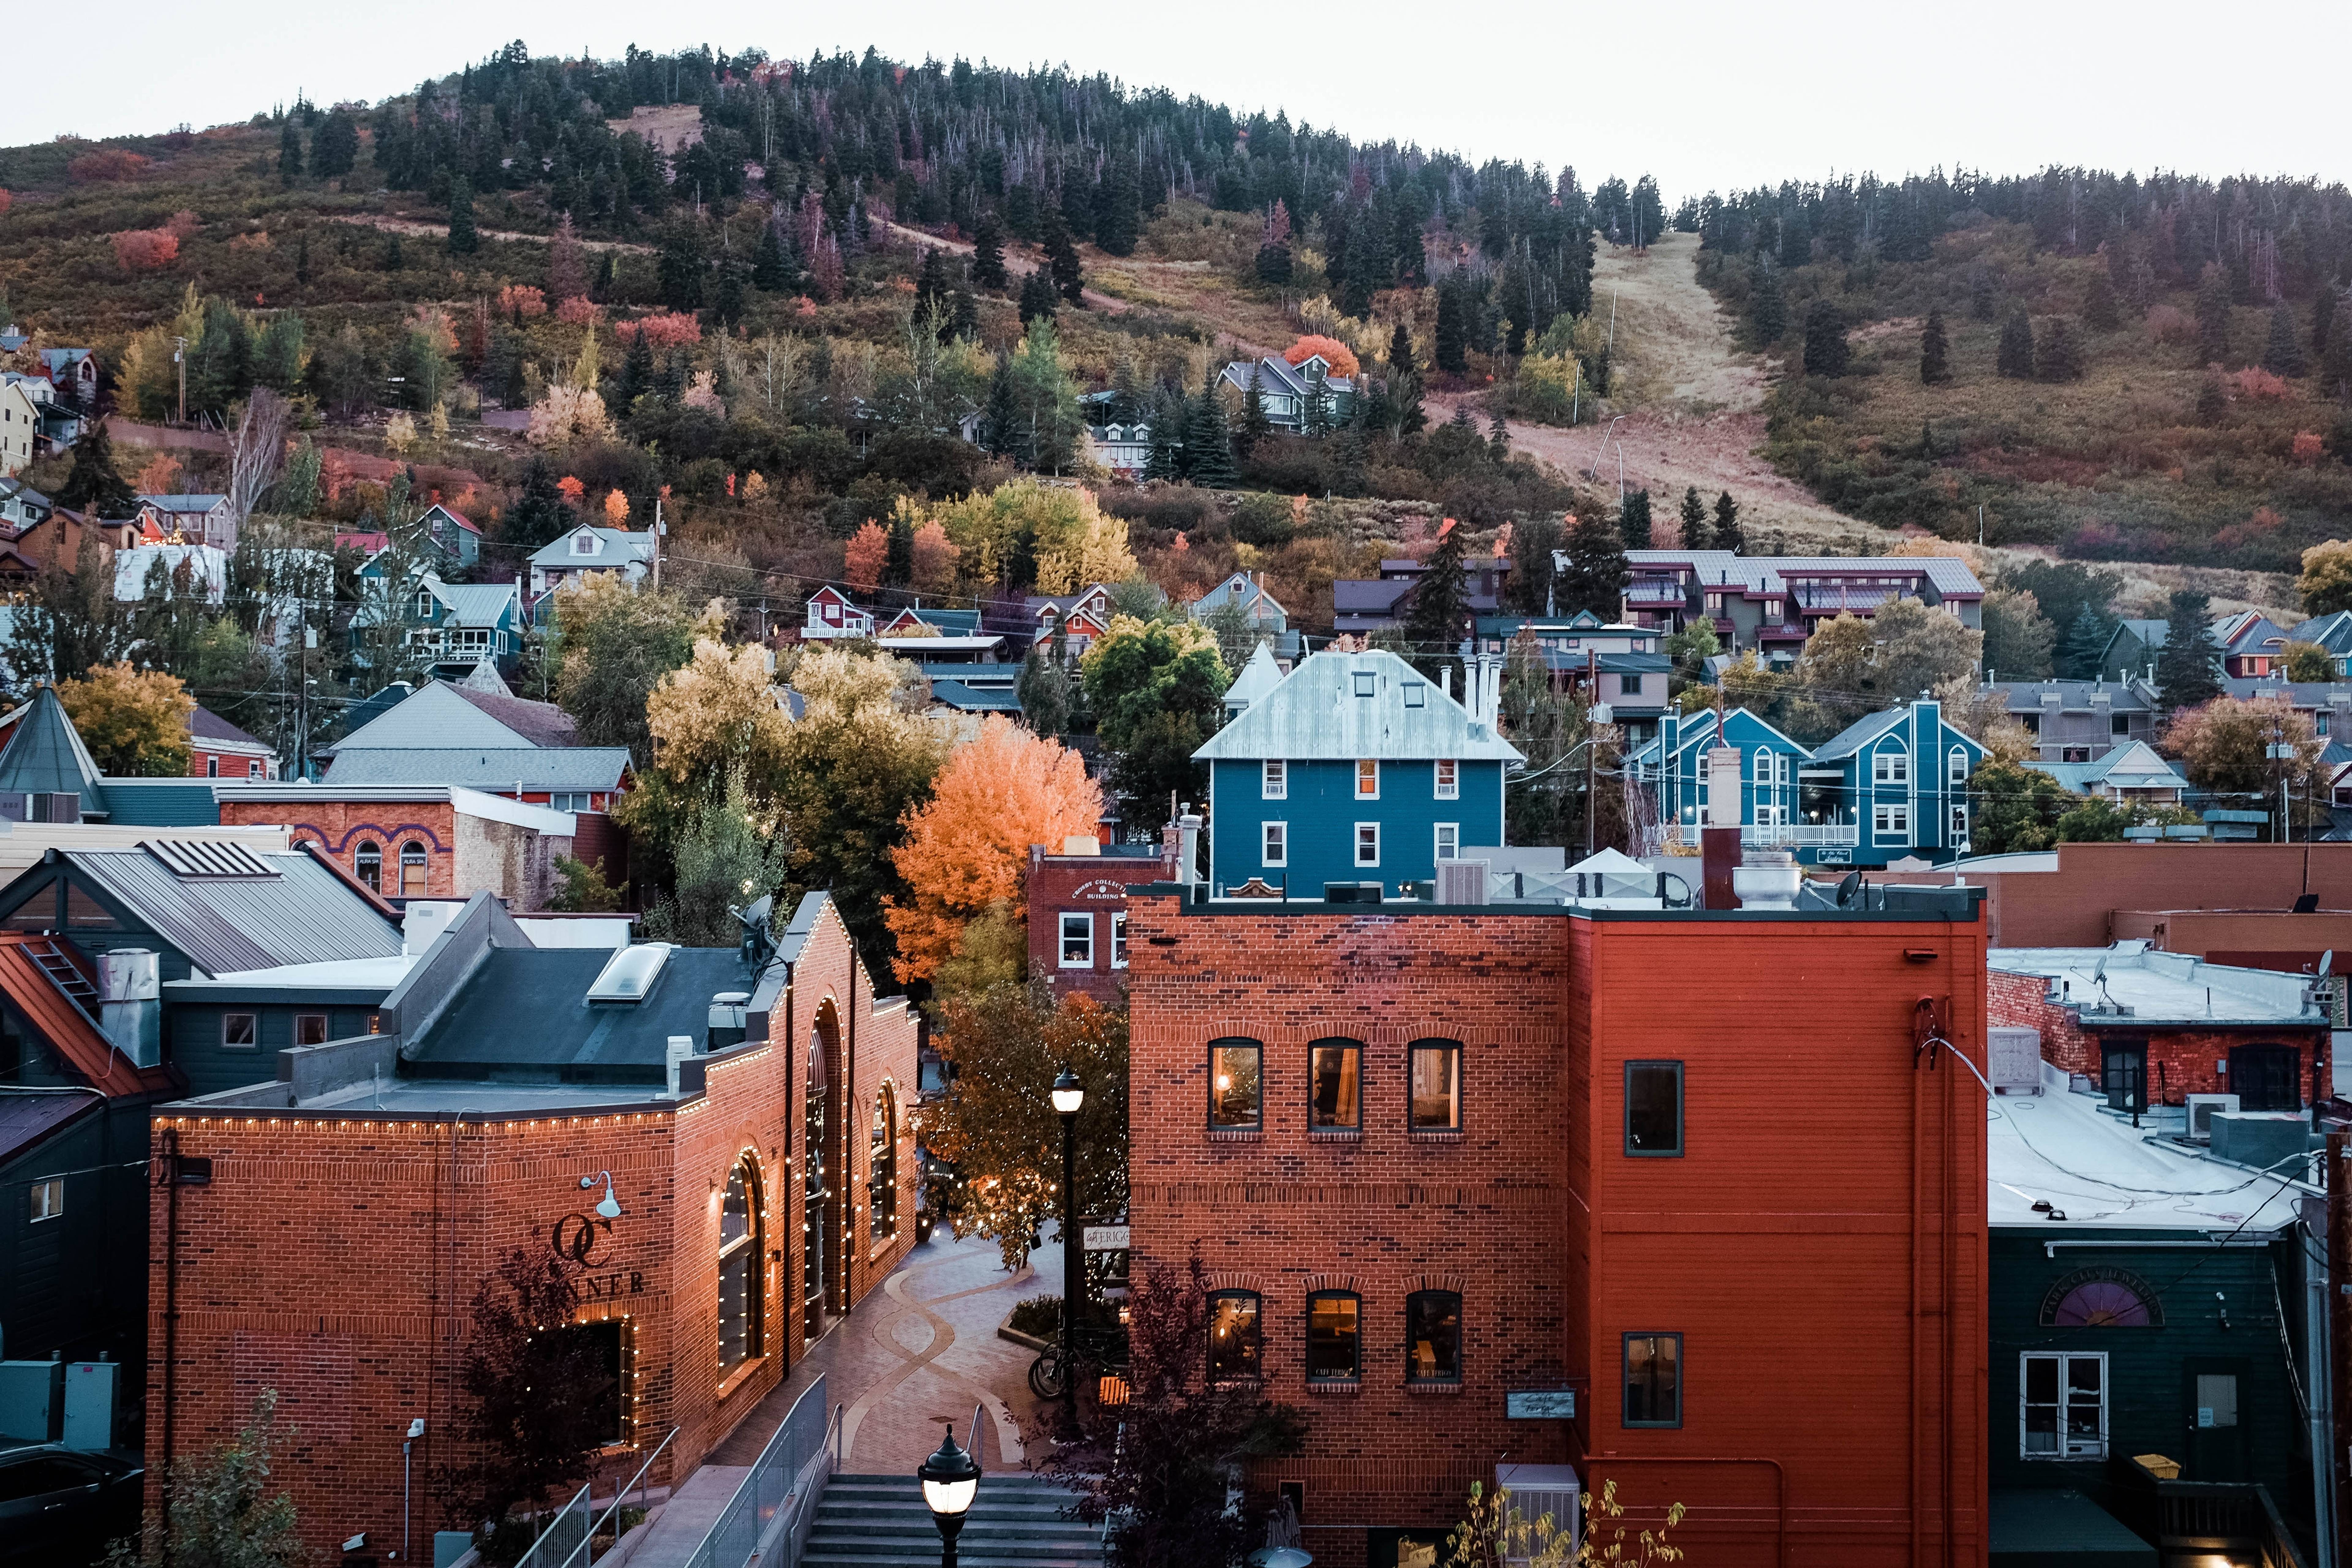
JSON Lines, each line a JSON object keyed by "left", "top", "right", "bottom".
{"left": 707, "top": 991, "right": 750, "bottom": 1052}
{"left": 1701, "top": 745, "right": 1743, "bottom": 909}
{"left": 1175, "top": 805, "right": 1203, "bottom": 892}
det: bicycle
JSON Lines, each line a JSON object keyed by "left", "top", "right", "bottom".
{"left": 1027, "top": 1319, "right": 1127, "bottom": 1400}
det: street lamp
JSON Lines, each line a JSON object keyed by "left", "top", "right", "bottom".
{"left": 1052, "top": 1067, "right": 1084, "bottom": 1435}
{"left": 917, "top": 1426, "right": 980, "bottom": 1568}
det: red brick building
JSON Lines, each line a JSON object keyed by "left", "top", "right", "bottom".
{"left": 1920, "top": 841, "right": 2352, "bottom": 948}
{"left": 143, "top": 890, "right": 918, "bottom": 1561}
{"left": 1025, "top": 837, "right": 1174, "bottom": 1003}
{"left": 1124, "top": 887, "right": 1989, "bottom": 1566}
{"left": 217, "top": 783, "right": 581, "bottom": 907}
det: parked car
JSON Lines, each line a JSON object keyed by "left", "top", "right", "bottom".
{"left": 0, "top": 1444, "right": 143, "bottom": 1567}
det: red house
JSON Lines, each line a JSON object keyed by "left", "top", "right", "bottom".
{"left": 1124, "top": 886, "right": 1989, "bottom": 1565}
{"left": 1024, "top": 836, "right": 1174, "bottom": 1003}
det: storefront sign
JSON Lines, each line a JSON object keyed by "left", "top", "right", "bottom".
{"left": 1083, "top": 1224, "right": 1130, "bottom": 1251}
{"left": 548, "top": 1211, "right": 647, "bottom": 1300}
{"left": 1506, "top": 1389, "right": 1577, "bottom": 1419}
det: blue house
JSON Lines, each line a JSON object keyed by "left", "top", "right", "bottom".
{"left": 1195, "top": 650, "right": 1523, "bottom": 897}
{"left": 1634, "top": 707, "right": 1813, "bottom": 839}
{"left": 1805, "top": 699, "right": 1985, "bottom": 867}
{"left": 351, "top": 573, "right": 523, "bottom": 683}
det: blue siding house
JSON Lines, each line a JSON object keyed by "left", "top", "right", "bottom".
{"left": 1195, "top": 650, "right": 1523, "bottom": 896}
{"left": 1806, "top": 699, "right": 1985, "bottom": 867}
{"left": 1638, "top": 707, "right": 1813, "bottom": 838}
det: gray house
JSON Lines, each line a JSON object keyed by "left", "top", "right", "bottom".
{"left": 1991, "top": 679, "right": 2162, "bottom": 763}
{"left": 1619, "top": 550, "right": 1984, "bottom": 663}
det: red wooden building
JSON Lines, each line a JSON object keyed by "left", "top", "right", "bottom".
{"left": 1124, "top": 886, "right": 1989, "bottom": 1566}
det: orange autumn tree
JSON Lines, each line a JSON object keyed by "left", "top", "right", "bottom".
{"left": 843, "top": 520, "right": 889, "bottom": 593}
{"left": 884, "top": 715, "right": 1103, "bottom": 984}
{"left": 1284, "top": 334, "right": 1361, "bottom": 378}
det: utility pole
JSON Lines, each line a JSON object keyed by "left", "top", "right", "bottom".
{"left": 2330, "top": 1131, "right": 2350, "bottom": 1568}
{"left": 173, "top": 336, "right": 188, "bottom": 425}
{"left": 650, "top": 496, "right": 664, "bottom": 591}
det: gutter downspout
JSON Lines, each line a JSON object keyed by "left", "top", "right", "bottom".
{"left": 2309, "top": 1207, "right": 2335, "bottom": 1568}
{"left": 156, "top": 1126, "right": 182, "bottom": 1568}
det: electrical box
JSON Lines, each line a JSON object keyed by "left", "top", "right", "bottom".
{"left": 1988, "top": 1027, "right": 2042, "bottom": 1094}
{"left": 2211, "top": 1113, "right": 2312, "bottom": 1178}
{"left": 62, "top": 1360, "right": 117, "bottom": 1450}
{"left": 0, "top": 1359, "right": 65, "bottom": 1443}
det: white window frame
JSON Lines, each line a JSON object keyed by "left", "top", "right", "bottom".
{"left": 1873, "top": 746, "right": 1909, "bottom": 785}
{"left": 1434, "top": 759, "right": 1459, "bottom": 800}
{"left": 1059, "top": 912, "right": 1093, "bottom": 969}
{"left": 1951, "top": 802, "right": 1969, "bottom": 840}
{"left": 1434, "top": 823, "right": 1459, "bottom": 861}
{"left": 1111, "top": 912, "right": 1128, "bottom": 969}
{"left": 1948, "top": 745, "right": 1968, "bottom": 783}
{"left": 1262, "top": 760, "right": 1287, "bottom": 800}
{"left": 1262, "top": 820, "right": 1287, "bottom": 868}
{"left": 1355, "top": 822, "right": 1381, "bottom": 868}
{"left": 2020, "top": 1351, "right": 2107, "bottom": 1460}
{"left": 30, "top": 1176, "right": 63, "bottom": 1222}
{"left": 1874, "top": 803, "right": 1910, "bottom": 841}
{"left": 1356, "top": 759, "right": 1379, "bottom": 800}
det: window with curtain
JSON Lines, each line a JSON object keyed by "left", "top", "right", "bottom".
{"left": 1306, "top": 1292, "right": 1361, "bottom": 1382}
{"left": 1623, "top": 1332, "right": 1682, "bottom": 1427}
{"left": 355, "top": 842, "right": 382, "bottom": 892}
{"left": 1309, "top": 1039, "right": 1360, "bottom": 1131}
{"left": 399, "top": 842, "right": 427, "bottom": 897}
{"left": 868, "top": 1085, "right": 897, "bottom": 1241}
{"left": 1208, "top": 1291, "right": 1262, "bottom": 1381}
{"left": 1409, "top": 1040, "right": 1460, "bottom": 1129}
{"left": 1406, "top": 1291, "right": 1461, "bottom": 1384}
{"left": 718, "top": 1155, "right": 763, "bottom": 1374}
{"left": 1210, "top": 1039, "right": 1262, "bottom": 1130}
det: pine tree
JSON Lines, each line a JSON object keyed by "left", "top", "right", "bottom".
{"left": 1239, "top": 366, "right": 1271, "bottom": 451}
{"left": 2083, "top": 272, "right": 2120, "bottom": 332}
{"left": 446, "top": 177, "right": 479, "bottom": 255}
{"left": 1017, "top": 268, "right": 1057, "bottom": 327}
{"left": 1801, "top": 299, "right": 1849, "bottom": 376}
{"left": 1185, "top": 373, "right": 1239, "bottom": 490}
{"left": 1107, "top": 351, "right": 1146, "bottom": 424}
{"left": 2195, "top": 263, "right": 2234, "bottom": 366}
{"left": 2154, "top": 590, "right": 2222, "bottom": 708}
{"left": 1255, "top": 242, "right": 1293, "bottom": 285}
{"left": 752, "top": 218, "right": 792, "bottom": 292}
{"left": 947, "top": 289, "right": 979, "bottom": 343}
{"left": 1619, "top": 488, "right": 1653, "bottom": 549}
{"left": 311, "top": 108, "right": 359, "bottom": 179}
{"left": 294, "top": 231, "right": 311, "bottom": 286}
{"left": 1557, "top": 508, "right": 1631, "bottom": 619}
{"left": 1711, "top": 491, "right": 1743, "bottom": 553}
{"left": 278, "top": 116, "right": 303, "bottom": 186}
{"left": 886, "top": 512, "right": 914, "bottom": 586}
{"left": 1303, "top": 376, "right": 1331, "bottom": 439}
{"left": 1748, "top": 257, "right": 1786, "bottom": 344}
{"left": 1044, "top": 211, "right": 1084, "bottom": 306}
{"left": 1996, "top": 309, "right": 2036, "bottom": 379}
{"left": 1142, "top": 392, "right": 1182, "bottom": 481}
{"left": 2263, "top": 304, "right": 2309, "bottom": 378}
{"left": 1679, "top": 486, "right": 1708, "bottom": 548}
{"left": 970, "top": 213, "right": 1008, "bottom": 291}
{"left": 385, "top": 232, "right": 405, "bottom": 271}
{"left": 1435, "top": 287, "right": 1468, "bottom": 374}
{"left": 53, "top": 420, "right": 135, "bottom": 516}
{"left": 1385, "top": 321, "right": 1426, "bottom": 435}
{"left": 2195, "top": 371, "right": 2228, "bottom": 424}
{"left": 1405, "top": 521, "right": 1472, "bottom": 666}
{"left": 1919, "top": 309, "right": 1950, "bottom": 384}
{"left": 2058, "top": 605, "right": 2112, "bottom": 681}
{"left": 2312, "top": 288, "right": 2338, "bottom": 361}
{"left": 916, "top": 247, "right": 953, "bottom": 317}
{"left": 982, "top": 357, "right": 1019, "bottom": 458}
{"left": 1095, "top": 162, "right": 1141, "bottom": 257}
{"left": 2035, "top": 317, "right": 2085, "bottom": 382}
{"left": 1488, "top": 413, "right": 1510, "bottom": 461}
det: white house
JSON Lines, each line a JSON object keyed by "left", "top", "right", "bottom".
{"left": 114, "top": 543, "right": 230, "bottom": 604}
{"left": 136, "top": 493, "right": 236, "bottom": 548}
{"left": 526, "top": 524, "right": 657, "bottom": 619}
{"left": 1086, "top": 421, "right": 1152, "bottom": 478}
{"left": 0, "top": 379, "right": 34, "bottom": 477}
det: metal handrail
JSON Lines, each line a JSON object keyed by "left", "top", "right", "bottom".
{"left": 680, "top": 1374, "right": 832, "bottom": 1568}
{"left": 512, "top": 1485, "right": 591, "bottom": 1568}
{"left": 967, "top": 1402, "right": 986, "bottom": 1473}
{"left": 559, "top": 1427, "right": 680, "bottom": 1568}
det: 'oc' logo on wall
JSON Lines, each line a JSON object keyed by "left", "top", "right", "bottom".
{"left": 549, "top": 1212, "right": 650, "bottom": 1300}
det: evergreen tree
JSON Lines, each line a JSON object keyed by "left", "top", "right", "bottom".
{"left": 1711, "top": 491, "right": 1743, "bottom": 553}
{"left": 751, "top": 217, "right": 794, "bottom": 292}
{"left": 1044, "top": 211, "right": 1085, "bottom": 305}
{"left": 886, "top": 512, "right": 914, "bottom": 587}
{"left": 446, "top": 176, "right": 479, "bottom": 254}
{"left": 293, "top": 231, "right": 311, "bottom": 286}
{"left": 658, "top": 221, "right": 708, "bottom": 311}
{"left": 1239, "top": 366, "right": 1271, "bottom": 451}
{"left": 1185, "top": 371, "right": 1238, "bottom": 489}
{"left": 1017, "top": 268, "right": 1057, "bottom": 327}
{"left": 2195, "top": 264, "right": 2235, "bottom": 366}
{"left": 311, "top": 108, "right": 359, "bottom": 179}
{"left": 278, "top": 116, "right": 303, "bottom": 185}
{"left": 1385, "top": 321, "right": 1427, "bottom": 435}
{"left": 1996, "top": 309, "right": 2036, "bottom": 379}
{"left": 1919, "top": 309, "right": 1950, "bottom": 384}
{"left": 1679, "top": 486, "right": 1708, "bottom": 548}
{"left": 947, "top": 289, "right": 979, "bottom": 343}
{"left": 2154, "top": 589, "right": 2222, "bottom": 708}
{"left": 915, "top": 247, "right": 953, "bottom": 316}
{"left": 1801, "top": 299, "right": 1850, "bottom": 376}
{"left": 1748, "top": 256, "right": 1786, "bottom": 343}
{"left": 2035, "top": 317, "right": 2085, "bottom": 382}
{"left": 384, "top": 231, "right": 404, "bottom": 272}
{"left": 1434, "top": 287, "right": 1468, "bottom": 374}
{"left": 1556, "top": 508, "right": 1631, "bottom": 619}
{"left": 1405, "top": 521, "right": 1472, "bottom": 667}
{"left": 1142, "top": 396, "right": 1182, "bottom": 482}
{"left": 1255, "top": 242, "right": 1293, "bottom": 285}
{"left": 2263, "top": 304, "right": 2309, "bottom": 378}
{"left": 2195, "top": 371, "right": 2228, "bottom": 424}
{"left": 1488, "top": 413, "right": 1510, "bottom": 461}
{"left": 617, "top": 335, "right": 654, "bottom": 410}
{"left": 501, "top": 458, "right": 576, "bottom": 549}
{"left": 1619, "top": 488, "right": 1653, "bottom": 549}
{"left": 1303, "top": 376, "right": 1331, "bottom": 439}
{"left": 1095, "top": 161, "right": 1141, "bottom": 256}
{"left": 2082, "top": 272, "right": 2120, "bottom": 332}
{"left": 2058, "top": 605, "right": 2113, "bottom": 681}
{"left": 982, "top": 356, "right": 1019, "bottom": 458}
{"left": 2312, "top": 287, "right": 2338, "bottom": 361}
{"left": 712, "top": 258, "right": 746, "bottom": 326}
{"left": 970, "top": 212, "right": 1008, "bottom": 291}
{"left": 2321, "top": 311, "right": 2352, "bottom": 405}
{"left": 54, "top": 421, "right": 135, "bottom": 516}
{"left": 1107, "top": 351, "right": 1146, "bottom": 424}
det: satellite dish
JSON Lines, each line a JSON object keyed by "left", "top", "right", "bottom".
{"left": 2320, "top": 950, "right": 2334, "bottom": 979}
{"left": 732, "top": 894, "right": 776, "bottom": 972}
{"left": 1835, "top": 872, "right": 1862, "bottom": 909}
{"left": 2092, "top": 954, "right": 2108, "bottom": 982}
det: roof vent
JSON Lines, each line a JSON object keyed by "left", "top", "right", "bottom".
{"left": 142, "top": 839, "right": 280, "bottom": 879}
{"left": 587, "top": 942, "right": 674, "bottom": 1003}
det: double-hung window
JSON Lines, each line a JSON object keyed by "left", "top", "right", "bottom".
{"left": 1263, "top": 821, "right": 1287, "bottom": 867}
{"left": 1262, "top": 760, "right": 1287, "bottom": 800}
{"left": 1308, "top": 1039, "right": 1361, "bottom": 1131}
{"left": 1874, "top": 748, "right": 1909, "bottom": 785}
{"left": 1210, "top": 1039, "right": 1263, "bottom": 1130}
{"left": 1875, "top": 803, "right": 1910, "bottom": 839}
{"left": 1623, "top": 1333, "right": 1682, "bottom": 1427}
{"left": 1356, "top": 759, "right": 1379, "bottom": 799}
{"left": 1434, "top": 760, "right": 1459, "bottom": 800}
{"left": 2020, "top": 1352, "right": 2106, "bottom": 1458}
{"left": 1306, "top": 1292, "right": 1361, "bottom": 1383}
{"left": 1208, "top": 1292, "right": 1262, "bottom": 1381}
{"left": 1110, "top": 913, "right": 1128, "bottom": 969}
{"left": 1409, "top": 1040, "right": 1461, "bottom": 1130}
{"left": 1434, "top": 824, "right": 1460, "bottom": 861}
{"left": 1059, "top": 913, "right": 1093, "bottom": 968}
{"left": 1949, "top": 746, "right": 1969, "bottom": 783}
{"left": 1406, "top": 1291, "right": 1462, "bottom": 1384}
{"left": 1355, "top": 823, "right": 1381, "bottom": 867}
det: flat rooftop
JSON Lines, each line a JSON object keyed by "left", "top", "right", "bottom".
{"left": 1989, "top": 941, "right": 2324, "bottom": 1026}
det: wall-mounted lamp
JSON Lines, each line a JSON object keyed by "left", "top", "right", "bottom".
{"left": 581, "top": 1171, "right": 622, "bottom": 1220}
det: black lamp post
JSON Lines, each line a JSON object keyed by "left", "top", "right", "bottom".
{"left": 918, "top": 1426, "right": 980, "bottom": 1568}
{"left": 1052, "top": 1066, "right": 1085, "bottom": 1435}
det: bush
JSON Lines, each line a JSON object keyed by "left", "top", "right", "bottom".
{"left": 111, "top": 229, "right": 180, "bottom": 271}
{"left": 68, "top": 149, "right": 150, "bottom": 182}
{"left": 2144, "top": 304, "right": 2194, "bottom": 346}
{"left": 1008, "top": 1295, "right": 1063, "bottom": 1338}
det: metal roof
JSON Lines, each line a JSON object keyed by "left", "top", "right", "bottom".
{"left": 189, "top": 706, "right": 270, "bottom": 749}
{"left": 426, "top": 581, "right": 520, "bottom": 627}
{"left": 328, "top": 682, "right": 545, "bottom": 754}
{"left": 1623, "top": 549, "right": 1983, "bottom": 597}
{"left": 404, "top": 945, "right": 755, "bottom": 1079}
{"left": 322, "top": 748, "right": 631, "bottom": 790}
{"left": 927, "top": 680, "right": 1024, "bottom": 713}
{"left": 65, "top": 845, "right": 403, "bottom": 976}
{"left": 1195, "top": 649, "right": 1524, "bottom": 763}
{"left": 1991, "top": 680, "right": 2157, "bottom": 714}
{"left": 2022, "top": 742, "right": 2189, "bottom": 796}
{"left": 95, "top": 778, "right": 228, "bottom": 828}
{"left": 0, "top": 1090, "right": 99, "bottom": 1166}
{"left": 528, "top": 527, "right": 656, "bottom": 567}
{"left": 0, "top": 687, "right": 104, "bottom": 800}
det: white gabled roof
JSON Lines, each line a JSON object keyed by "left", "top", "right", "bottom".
{"left": 1222, "top": 642, "right": 1285, "bottom": 712}
{"left": 1194, "top": 649, "right": 1524, "bottom": 763}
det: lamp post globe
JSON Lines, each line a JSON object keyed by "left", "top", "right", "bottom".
{"left": 918, "top": 1427, "right": 980, "bottom": 1568}
{"left": 1051, "top": 1067, "right": 1084, "bottom": 1115}
{"left": 1053, "top": 1067, "right": 1084, "bottom": 1436}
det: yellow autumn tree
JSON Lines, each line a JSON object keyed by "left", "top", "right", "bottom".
{"left": 883, "top": 715, "right": 1104, "bottom": 984}
{"left": 644, "top": 639, "right": 794, "bottom": 792}
{"left": 929, "top": 480, "right": 1136, "bottom": 591}
{"left": 55, "top": 664, "right": 194, "bottom": 776}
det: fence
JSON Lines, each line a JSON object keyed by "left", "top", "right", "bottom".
{"left": 511, "top": 1427, "right": 681, "bottom": 1568}
{"left": 681, "top": 1376, "right": 837, "bottom": 1568}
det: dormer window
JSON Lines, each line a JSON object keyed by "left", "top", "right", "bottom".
{"left": 412, "top": 590, "right": 435, "bottom": 620}
{"left": 572, "top": 531, "right": 598, "bottom": 556}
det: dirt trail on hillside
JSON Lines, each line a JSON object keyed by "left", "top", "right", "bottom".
{"left": 1456, "top": 233, "right": 2294, "bottom": 616}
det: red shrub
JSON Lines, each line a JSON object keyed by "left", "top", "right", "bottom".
{"left": 614, "top": 311, "right": 702, "bottom": 349}
{"left": 0, "top": 190, "right": 13, "bottom": 218}
{"left": 2228, "top": 367, "right": 2292, "bottom": 401}
{"left": 163, "top": 209, "right": 198, "bottom": 239}
{"left": 497, "top": 284, "right": 547, "bottom": 319}
{"left": 69, "top": 149, "right": 149, "bottom": 183}
{"left": 2294, "top": 431, "right": 2325, "bottom": 465}
{"left": 554, "top": 296, "right": 602, "bottom": 326}
{"left": 112, "top": 229, "right": 180, "bottom": 271}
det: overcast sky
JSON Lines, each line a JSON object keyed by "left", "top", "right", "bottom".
{"left": 12, "top": 1, "right": 2344, "bottom": 198}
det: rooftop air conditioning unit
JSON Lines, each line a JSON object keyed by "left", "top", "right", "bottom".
{"left": 1434, "top": 859, "right": 1489, "bottom": 906}
{"left": 1988, "top": 1027, "right": 2042, "bottom": 1095}
{"left": 2183, "top": 1094, "right": 2240, "bottom": 1144}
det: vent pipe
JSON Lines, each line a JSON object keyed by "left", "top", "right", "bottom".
{"left": 707, "top": 992, "right": 750, "bottom": 1052}
{"left": 665, "top": 1035, "right": 696, "bottom": 1098}
{"left": 1176, "top": 807, "right": 1203, "bottom": 893}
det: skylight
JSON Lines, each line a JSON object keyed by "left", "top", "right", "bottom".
{"left": 587, "top": 943, "right": 673, "bottom": 1003}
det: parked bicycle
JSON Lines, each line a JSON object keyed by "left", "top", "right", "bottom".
{"left": 1028, "top": 1318, "right": 1128, "bottom": 1400}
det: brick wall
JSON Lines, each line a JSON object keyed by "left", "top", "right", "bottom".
{"left": 1026, "top": 849, "right": 1168, "bottom": 1004}
{"left": 1986, "top": 967, "right": 2322, "bottom": 1105}
{"left": 1922, "top": 842, "right": 2352, "bottom": 948}
{"left": 222, "top": 799, "right": 459, "bottom": 900}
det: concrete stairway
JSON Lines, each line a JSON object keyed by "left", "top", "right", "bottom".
{"left": 801, "top": 1472, "right": 1102, "bottom": 1568}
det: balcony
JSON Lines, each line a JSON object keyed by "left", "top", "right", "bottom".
{"left": 2099, "top": 1456, "right": 2312, "bottom": 1568}
{"left": 1740, "top": 822, "right": 1860, "bottom": 847}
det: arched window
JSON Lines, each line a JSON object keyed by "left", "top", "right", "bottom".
{"left": 355, "top": 842, "right": 382, "bottom": 893}
{"left": 398, "top": 841, "right": 427, "bottom": 897}
{"left": 1208, "top": 1291, "right": 1262, "bottom": 1383}
{"left": 718, "top": 1155, "right": 763, "bottom": 1373}
{"left": 868, "top": 1084, "right": 898, "bottom": 1241}
{"left": 2040, "top": 1268, "right": 2162, "bottom": 1328}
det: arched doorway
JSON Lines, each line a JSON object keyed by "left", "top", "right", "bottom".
{"left": 804, "top": 1006, "right": 835, "bottom": 1337}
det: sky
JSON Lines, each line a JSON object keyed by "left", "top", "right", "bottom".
{"left": 11, "top": 0, "right": 2346, "bottom": 198}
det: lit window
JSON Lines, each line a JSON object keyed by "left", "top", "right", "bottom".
{"left": 1407, "top": 1291, "right": 1461, "bottom": 1384}
{"left": 1625, "top": 1061, "right": 1683, "bottom": 1155}
{"left": 869, "top": 1086, "right": 898, "bottom": 1240}
{"left": 355, "top": 842, "right": 382, "bottom": 891}
{"left": 29, "top": 1177, "right": 63, "bottom": 1222}
{"left": 1262, "top": 760, "right": 1286, "bottom": 800}
{"left": 1434, "top": 759, "right": 1458, "bottom": 800}
{"left": 1111, "top": 913, "right": 1128, "bottom": 969}
{"left": 1355, "top": 823, "right": 1380, "bottom": 867}
{"left": 1262, "top": 821, "right": 1287, "bottom": 867}
{"left": 1306, "top": 1292, "right": 1361, "bottom": 1382}
{"left": 718, "top": 1155, "right": 763, "bottom": 1373}
{"left": 1060, "top": 913, "right": 1094, "bottom": 968}
{"left": 1434, "top": 824, "right": 1459, "bottom": 861}
{"left": 1309, "top": 1039, "right": 1361, "bottom": 1130}
{"left": 222, "top": 1013, "right": 257, "bottom": 1049}
{"left": 1409, "top": 1040, "right": 1460, "bottom": 1130}
{"left": 2021, "top": 1352, "right": 2106, "bottom": 1458}
{"left": 1356, "top": 759, "right": 1378, "bottom": 799}
{"left": 1623, "top": 1333, "right": 1682, "bottom": 1428}
{"left": 295, "top": 1014, "right": 329, "bottom": 1048}
{"left": 1209, "top": 1038, "right": 1262, "bottom": 1130}
{"left": 399, "top": 842, "right": 428, "bottom": 897}
{"left": 1208, "top": 1291, "right": 1261, "bottom": 1381}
